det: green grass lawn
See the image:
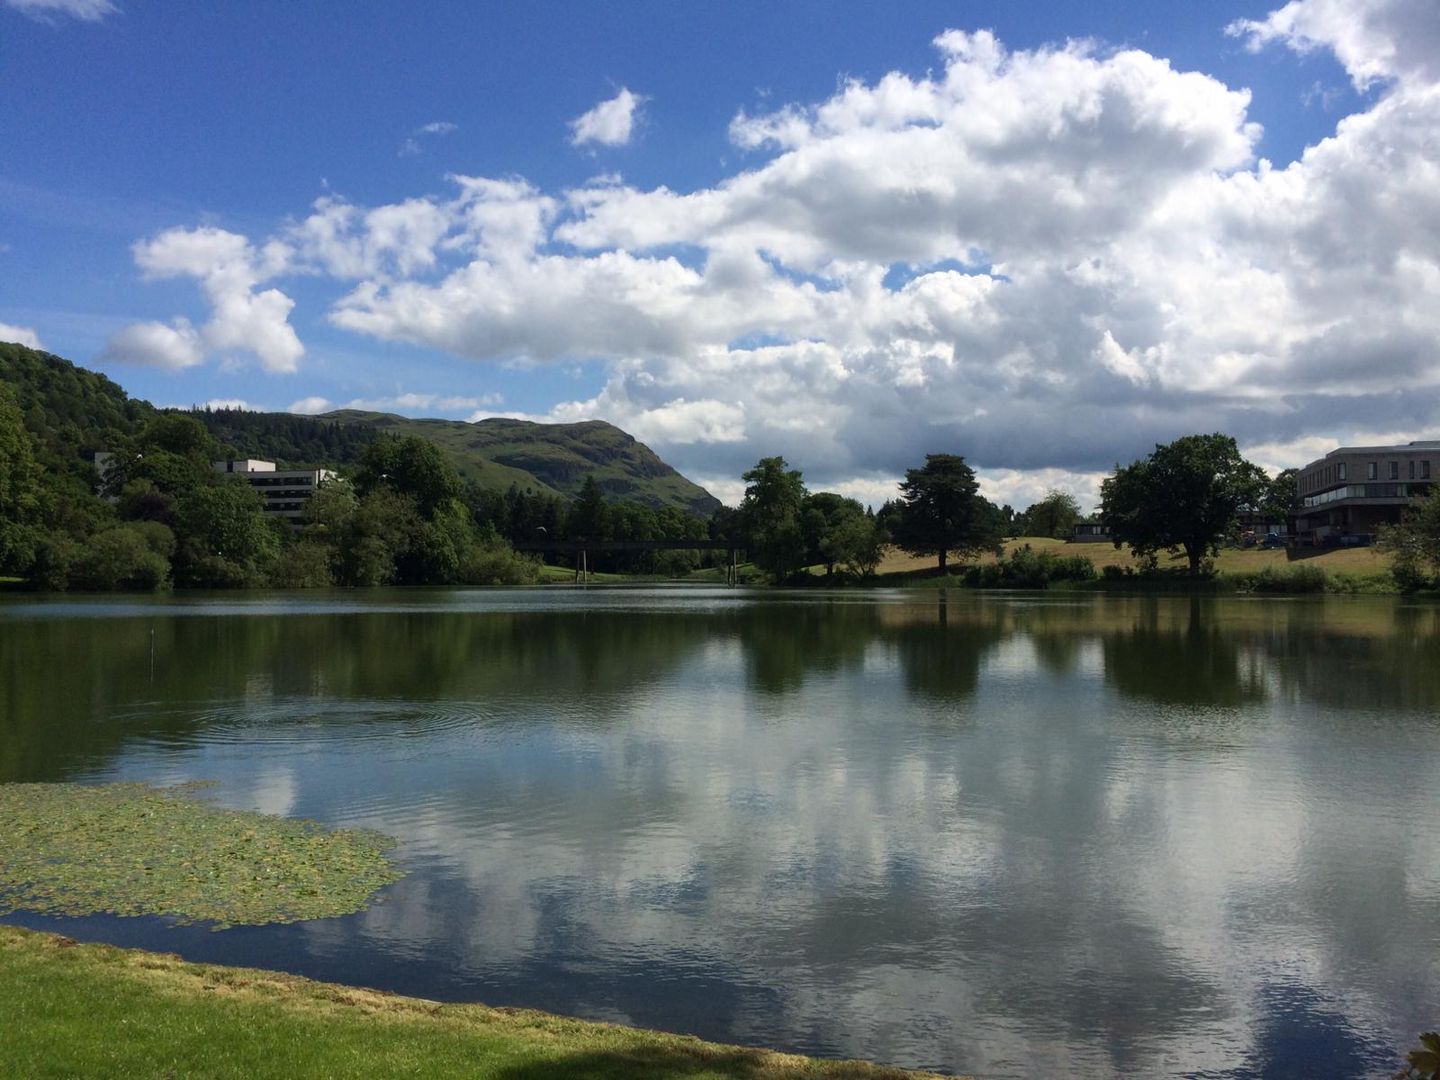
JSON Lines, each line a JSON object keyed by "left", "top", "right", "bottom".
{"left": 0, "top": 926, "right": 946, "bottom": 1080}
{"left": 537, "top": 562, "right": 631, "bottom": 583}
{"left": 873, "top": 537, "right": 1396, "bottom": 589}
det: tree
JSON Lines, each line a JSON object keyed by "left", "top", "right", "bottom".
{"left": 803, "top": 493, "right": 883, "bottom": 578}
{"left": 567, "top": 476, "right": 609, "bottom": 542}
{"left": 1260, "top": 468, "right": 1301, "bottom": 525}
{"left": 739, "top": 456, "right": 808, "bottom": 581}
{"left": 832, "top": 508, "right": 887, "bottom": 578}
{"left": 1020, "top": 489, "right": 1081, "bottom": 540}
{"left": 356, "top": 435, "right": 460, "bottom": 520}
{"left": 892, "top": 453, "right": 1001, "bottom": 573}
{"left": 0, "top": 387, "right": 42, "bottom": 574}
{"left": 173, "top": 480, "right": 281, "bottom": 587}
{"left": 1380, "top": 489, "right": 1440, "bottom": 591}
{"left": 1100, "top": 433, "right": 1267, "bottom": 574}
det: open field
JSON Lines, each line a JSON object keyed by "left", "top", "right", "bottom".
{"left": 0, "top": 926, "right": 944, "bottom": 1080}
{"left": 874, "top": 537, "right": 1395, "bottom": 581}
{"left": 537, "top": 563, "right": 631, "bottom": 584}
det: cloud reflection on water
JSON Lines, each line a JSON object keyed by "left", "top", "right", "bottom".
{"left": 3, "top": 592, "right": 1440, "bottom": 1077}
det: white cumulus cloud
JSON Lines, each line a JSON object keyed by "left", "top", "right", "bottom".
{"left": 110, "top": 226, "right": 303, "bottom": 373}
{"left": 0, "top": 322, "right": 42, "bottom": 349}
{"left": 341, "top": 391, "right": 504, "bottom": 416}
{"left": 288, "top": 396, "right": 332, "bottom": 415}
{"left": 119, "top": 2, "right": 1440, "bottom": 509}
{"left": 102, "top": 318, "right": 204, "bottom": 370}
{"left": 569, "top": 87, "right": 645, "bottom": 147}
{"left": 1228, "top": 0, "right": 1440, "bottom": 90}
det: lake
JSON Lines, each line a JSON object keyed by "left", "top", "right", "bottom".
{"left": 2, "top": 588, "right": 1438, "bottom": 1077}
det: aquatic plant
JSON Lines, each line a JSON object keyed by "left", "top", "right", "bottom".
{"left": 0, "top": 782, "right": 404, "bottom": 929}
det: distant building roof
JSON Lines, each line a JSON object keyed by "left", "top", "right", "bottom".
{"left": 213, "top": 459, "right": 276, "bottom": 473}
{"left": 1320, "top": 440, "right": 1440, "bottom": 457}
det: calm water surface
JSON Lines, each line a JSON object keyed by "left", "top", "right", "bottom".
{"left": 2, "top": 588, "right": 1439, "bottom": 1077}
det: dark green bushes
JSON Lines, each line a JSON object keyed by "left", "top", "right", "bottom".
{"left": 1233, "top": 564, "right": 1329, "bottom": 594}
{"left": 904, "top": 550, "right": 1094, "bottom": 593}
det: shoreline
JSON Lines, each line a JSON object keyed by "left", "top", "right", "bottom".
{"left": 0, "top": 925, "right": 950, "bottom": 1079}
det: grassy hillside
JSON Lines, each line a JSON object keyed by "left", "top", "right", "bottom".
{"left": 322, "top": 410, "right": 721, "bottom": 516}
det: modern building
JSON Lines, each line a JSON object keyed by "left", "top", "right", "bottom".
{"left": 1071, "top": 520, "right": 1111, "bottom": 542}
{"left": 213, "top": 459, "right": 337, "bottom": 523}
{"left": 1295, "top": 440, "right": 1439, "bottom": 543}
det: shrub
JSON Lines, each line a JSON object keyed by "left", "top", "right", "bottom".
{"left": 29, "top": 532, "right": 84, "bottom": 591}
{"left": 71, "top": 527, "right": 170, "bottom": 592}
{"left": 269, "top": 541, "right": 334, "bottom": 588}
{"left": 458, "top": 541, "right": 542, "bottom": 586}
{"left": 1242, "top": 564, "right": 1328, "bottom": 594}
{"left": 1391, "top": 551, "right": 1434, "bottom": 593}
{"left": 958, "top": 545, "right": 1099, "bottom": 589}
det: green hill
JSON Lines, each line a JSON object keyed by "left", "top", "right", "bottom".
{"left": 0, "top": 342, "right": 720, "bottom": 516}
{"left": 0, "top": 341, "right": 154, "bottom": 483}
{"left": 183, "top": 407, "right": 380, "bottom": 471}
{"left": 318, "top": 410, "right": 721, "bottom": 516}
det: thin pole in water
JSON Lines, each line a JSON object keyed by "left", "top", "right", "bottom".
{"left": 149, "top": 627, "right": 155, "bottom": 682}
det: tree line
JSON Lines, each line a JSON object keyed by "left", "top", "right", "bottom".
{"left": 9, "top": 335, "right": 1432, "bottom": 593}
{"left": 0, "top": 382, "right": 731, "bottom": 590}
{"left": 0, "top": 394, "right": 540, "bottom": 591}
{"left": 725, "top": 434, "right": 1314, "bottom": 584}
{"left": 721, "top": 452, "right": 1013, "bottom": 582}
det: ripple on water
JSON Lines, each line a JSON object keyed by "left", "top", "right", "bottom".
{"left": 115, "top": 697, "right": 522, "bottom": 748}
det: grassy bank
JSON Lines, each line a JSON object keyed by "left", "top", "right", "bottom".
{"left": 0, "top": 926, "right": 944, "bottom": 1079}
{"left": 873, "top": 538, "right": 1398, "bottom": 594}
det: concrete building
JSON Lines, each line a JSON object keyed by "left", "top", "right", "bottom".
{"left": 213, "top": 459, "right": 337, "bottom": 523}
{"left": 1295, "top": 440, "right": 1439, "bottom": 543}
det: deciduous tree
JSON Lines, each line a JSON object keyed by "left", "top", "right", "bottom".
{"left": 739, "top": 456, "right": 808, "bottom": 581}
{"left": 1100, "top": 433, "right": 1267, "bottom": 574}
{"left": 1020, "top": 489, "right": 1081, "bottom": 540}
{"left": 1381, "top": 489, "right": 1440, "bottom": 591}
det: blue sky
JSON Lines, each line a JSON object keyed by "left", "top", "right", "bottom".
{"left": 2, "top": 0, "right": 1435, "bottom": 507}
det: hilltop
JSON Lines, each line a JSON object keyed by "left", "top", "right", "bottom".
{"left": 319, "top": 410, "right": 720, "bottom": 516}
{"left": 0, "top": 342, "right": 719, "bottom": 516}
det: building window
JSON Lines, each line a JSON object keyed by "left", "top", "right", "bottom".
{"left": 1368, "top": 462, "right": 1378, "bottom": 480}
{"left": 1411, "top": 460, "right": 1417, "bottom": 480}
{"left": 1390, "top": 461, "right": 1400, "bottom": 480}
{"left": 1337, "top": 463, "right": 1346, "bottom": 481}
{"left": 1425, "top": 461, "right": 1433, "bottom": 480}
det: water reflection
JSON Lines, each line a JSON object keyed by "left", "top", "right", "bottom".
{"left": 3, "top": 590, "right": 1440, "bottom": 1077}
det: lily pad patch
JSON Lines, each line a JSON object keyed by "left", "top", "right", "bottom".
{"left": 0, "top": 782, "right": 405, "bottom": 929}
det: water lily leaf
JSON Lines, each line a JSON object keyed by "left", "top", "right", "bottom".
{"left": 0, "top": 783, "right": 405, "bottom": 929}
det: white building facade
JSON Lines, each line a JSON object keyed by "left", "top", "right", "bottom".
{"left": 213, "top": 459, "right": 337, "bottom": 523}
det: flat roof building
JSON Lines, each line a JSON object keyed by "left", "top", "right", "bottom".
{"left": 213, "top": 459, "right": 336, "bottom": 522}
{"left": 1295, "top": 441, "right": 1439, "bottom": 543}
{"left": 1071, "top": 521, "right": 1111, "bottom": 543}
